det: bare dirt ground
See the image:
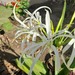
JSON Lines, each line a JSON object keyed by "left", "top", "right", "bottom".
{"left": 0, "top": 19, "right": 22, "bottom": 75}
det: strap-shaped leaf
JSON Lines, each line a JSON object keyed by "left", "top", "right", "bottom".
{"left": 28, "top": 46, "right": 47, "bottom": 75}
{"left": 67, "top": 12, "right": 75, "bottom": 30}
{"left": 16, "top": 54, "right": 48, "bottom": 75}
{"left": 55, "top": 0, "right": 66, "bottom": 32}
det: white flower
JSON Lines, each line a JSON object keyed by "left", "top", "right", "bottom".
{"left": 13, "top": 5, "right": 75, "bottom": 75}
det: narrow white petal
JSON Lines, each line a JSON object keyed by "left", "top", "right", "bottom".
{"left": 13, "top": 4, "right": 29, "bottom": 28}
{"left": 28, "top": 46, "right": 47, "bottom": 75}
{"left": 67, "top": 40, "right": 75, "bottom": 67}
{"left": 51, "top": 45, "right": 61, "bottom": 75}
{"left": 62, "top": 39, "right": 75, "bottom": 53}
{"left": 32, "top": 32, "right": 37, "bottom": 41}
{"left": 21, "top": 39, "right": 26, "bottom": 51}
{"left": 45, "top": 9, "right": 51, "bottom": 39}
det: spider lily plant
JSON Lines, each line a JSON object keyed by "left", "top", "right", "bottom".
{"left": 13, "top": 0, "right": 75, "bottom": 75}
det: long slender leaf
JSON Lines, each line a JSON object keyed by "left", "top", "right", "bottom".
{"left": 51, "top": 20, "right": 55, "bottom": 34}
{"left": 67, "top": 12, "right": 75, "bottom": 30}
{"left": 55, "top": 0, "right": 66, "bottom": 32}
{"left": 16, "top": 55, "right": 48, "bottom": 75}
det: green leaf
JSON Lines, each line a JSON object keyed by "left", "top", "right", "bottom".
{"left": 51, "top": 20, "right": 54, "bottom": 34}
{"left": 54, "top": 0, "right": 66, "bottom": 47}
{"left": 58, "top": 12, "right": 75, "bottom": 46}
{"left": 55, "top": 0, "right": 66, "bottom": 32}
{"left": 16, "top": 55, "right": 48, "bottom": 75}
{"left": 58, "top": 64, "right": 69, "bottom": 75}
{"left": 0, "top": 6, "right": 12, "bottom": 25}
{"left": 58, "top": 59, "right": 75, "bottom": 75}
{"left": 2, "top": 21, "right": 13, "bottom": 31}
{"left": 67, "top": 12, "right": 75, "bottom": 30}
{"left": 70, "top": 58, "right": 75, "bottom": 68}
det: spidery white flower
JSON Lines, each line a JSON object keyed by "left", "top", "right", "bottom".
{"left": 13, "top": 4, "right": 75, "bottom": 75}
